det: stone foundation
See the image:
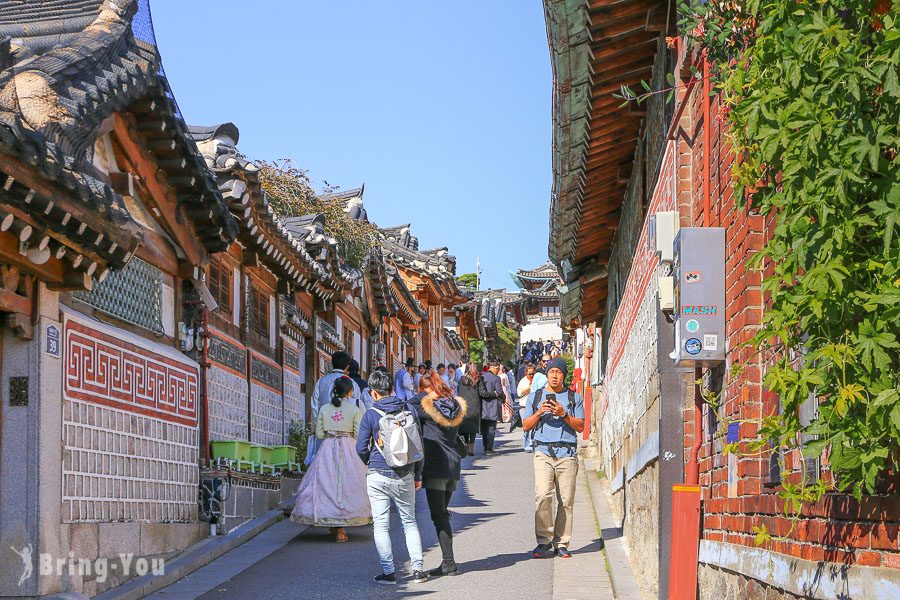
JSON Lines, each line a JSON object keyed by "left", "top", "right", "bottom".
{"left": 60, "top": 521, "right": 207, "bottom": 597}
{"left": 623, "top": 460, "right": 659, "bottom": 600}
{"left": 699, "top": 564, "right": 808, "bottom": 600}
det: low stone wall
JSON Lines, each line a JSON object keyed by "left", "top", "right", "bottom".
{"left": 623, "top": 460, "right": 659, "bottom": 600}
{"left": 62, "top": 521, "right": 207, "bottom": 597}
{"left": 220, "top": 474, "right": 301, "bottom": 534}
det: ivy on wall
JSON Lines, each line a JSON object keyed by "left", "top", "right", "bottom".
{"left": 678, "top": 0, "right": 899, "bottom": 503}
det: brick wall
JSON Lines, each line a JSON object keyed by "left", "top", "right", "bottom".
{"left": 688, "top": 72, "right": 900, "bottom": 574}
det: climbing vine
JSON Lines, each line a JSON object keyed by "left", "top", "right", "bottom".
{"left": 677, "top": 0, "right": 900, "bottom": 503}
{"left": 258, "top": 159, "right": 380, "bottom": 269}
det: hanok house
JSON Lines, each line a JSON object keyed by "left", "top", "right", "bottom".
{"left": 326, "top": 187, "right": 377, "bottom": 379}
{"left": 189, "top": 123, "right": 358, "bottom": 531}
{"left": 544, "top": 1, "right": 900, "bottom": 599}
{"left": 511, "top": 261, "right": 563, "bottom": 344}
{"left": 283, "top": 212, "right": 363, "bottom": 381}
{"left": 470, "top": 289, "right": 529, "bottom": 359}
{"left": 0, "top": 1, "right": 237, "bottom": 596}
{"left": 380, "top": 225, "right": 468, "bottom": 368}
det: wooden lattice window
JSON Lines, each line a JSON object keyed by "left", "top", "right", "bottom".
{"left": 248, "top": 283, "right": 269, "bottom": 342}
{"left": 208, "top": 258, "right": 231, "bottom": 318}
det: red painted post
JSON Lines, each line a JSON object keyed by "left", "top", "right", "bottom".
{"left": 669, "top": 484, "right": 702, "bottom": 600}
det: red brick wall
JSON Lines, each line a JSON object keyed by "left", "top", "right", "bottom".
{"left": 686, "top": 77, "right": 900, "bottom": 568}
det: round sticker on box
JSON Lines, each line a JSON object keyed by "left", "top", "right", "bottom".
{"left": 686, "top": 319, "right": 700, "bottom": 333}
{"left": 685, "top": 338, "right": 702, "bottom": 355}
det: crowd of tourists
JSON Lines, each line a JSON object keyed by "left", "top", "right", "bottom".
{"left": 521, "top": 338, "right": 567, "bottom": 363}
{"left": 289, "top": 347, "right": 584, "bottom": 585}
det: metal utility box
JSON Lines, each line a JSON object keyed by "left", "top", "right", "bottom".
{"left": 673, "top": 228, "right": 726, "bottom": 365}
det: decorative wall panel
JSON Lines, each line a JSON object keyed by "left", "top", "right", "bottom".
{"left": 62, "top": 309, "right": 200, "bottom": 523}
{"left": 64, "top": 316, "right": 198, "bottom": 426}
{"left": 208, "top": 333, "right": 246, "bottom": 374}
{"left": 73, "top": 257, "right": 164, "bottom": 334}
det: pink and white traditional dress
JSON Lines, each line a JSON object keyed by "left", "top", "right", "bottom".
{"left": 290, "top": 401, "right": 372, "bottom": 527}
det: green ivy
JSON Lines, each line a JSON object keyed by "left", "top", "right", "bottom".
{"left": 681, "top": 0, "right": 899, "bottom": 500}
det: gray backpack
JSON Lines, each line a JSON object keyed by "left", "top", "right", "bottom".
{"left": 373, "top": 407, "right": 424, "bottom": 468}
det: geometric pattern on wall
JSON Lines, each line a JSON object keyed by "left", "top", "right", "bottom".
{"left": 64, "top": 318, "right": 199, "bottom": 427}
{"left": 61, "top": 309, "right": 201, "bottom": 523}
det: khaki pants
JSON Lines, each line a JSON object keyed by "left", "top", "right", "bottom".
{"left": 533, "top": 452, "right": 578, "bottom": 547}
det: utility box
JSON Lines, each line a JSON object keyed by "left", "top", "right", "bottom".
{"left": 674, "top": 228, "right": 726, "bottom": 365}
{"left": 649, "top": 211, "right": 679, "bottom": 262}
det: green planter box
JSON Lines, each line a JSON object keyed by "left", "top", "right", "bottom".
{"left": 249, "top": 445, "right": 274, "bottom": 465}
{"left": 271, "top": 445, "right": 296, "bottom": 464}
{"left": 210, "top": 440, "right": 251, "bottom": 462}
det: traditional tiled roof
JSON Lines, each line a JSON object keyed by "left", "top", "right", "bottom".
{"left": 380, "top": 225, "right": 458, "bottom": 292}
{"left": 321, "top": 185, "right": 367, "bottom": 222}
{"left": 516, "top": 260, "right": 559, "bottom": 280}
{"left": 0, "top": 0, "right": 236, "bottom": 279}
{"left": 444, "top": 327, "right": 465, "bottom": 351}
{"left": 190, "top": 122, "right": 356, "bottom": 299}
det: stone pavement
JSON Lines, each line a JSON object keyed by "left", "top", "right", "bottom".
{"left": 144, "top": 430, "right": 620, "bottom": 599}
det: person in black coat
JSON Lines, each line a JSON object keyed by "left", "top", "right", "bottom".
{"left": 416, "top": 372, "right": 467, "bottom": 577}
{"left": 456, "top": 365, "right": 482, "bottom": 456}
{"left": 479, "top": 360, "right": 504, "bottom": 454}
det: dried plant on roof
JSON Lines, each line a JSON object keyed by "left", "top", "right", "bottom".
{"left": 258, "top": 158, "right": 380, "bottom": 269}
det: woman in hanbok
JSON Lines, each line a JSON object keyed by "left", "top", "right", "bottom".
{"left": 291, "top": 377, "right": 372, "bottom": 542}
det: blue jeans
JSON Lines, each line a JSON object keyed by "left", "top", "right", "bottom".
{"left": 366, "top": 471, "right": 423, "bottom": 574}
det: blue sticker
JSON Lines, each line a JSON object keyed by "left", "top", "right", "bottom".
{"left": 686, "top": 319, "right": 700, "bottom": 333}
{"left": 727, "top": 422, "right": 740, "bottom": 443}
{"left": 685, "top": 338, "right": 702, "bottom": 355}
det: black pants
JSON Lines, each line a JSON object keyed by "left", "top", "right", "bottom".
{"left": 461, "top": 432, "right": 477, "bottom": 444}
{"left": 425, "top": 484, "right": 457, "bottom": 565}
{"left": 480, "top": 419, "right": 497, "bottom": 451}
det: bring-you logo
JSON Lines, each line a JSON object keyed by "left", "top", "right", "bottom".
{"left": 9, "top": 544, "right": 165, "bottom": 586}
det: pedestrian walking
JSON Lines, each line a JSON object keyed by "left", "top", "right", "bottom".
{"left": 456, "top": 364, "right": 482, "bottom": 456}
{"left": 348, "top": 359, "right": 373, "bottom": 410}
{"left": 498, "top": 364, "right": 514, "bottom": 424}
{"left": 446, "top": 363, "right": 459, "bottom": 394}
{"left": 306, "top": 351, "right": 361, "bottom": 465}
{"left": 394, "top": 357, "right": 416, "bottom": 401}
{"left": 291, "top": 378, "right": 371, "bottom": 542}
{"left": 478, "top": 360, "right": 504, "bottom": 455}
{"left": 522, "top": 358, "right": 585, "bottom": 559}
{"left": 356, "top": 370, "right": 429, "bottom": 585}
{"left": 415, "top": 372, "right": 467, "bottom": 577}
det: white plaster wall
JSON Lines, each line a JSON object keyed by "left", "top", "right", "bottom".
{"left": 521, "top": 320, "right": 563, "bottom": 344}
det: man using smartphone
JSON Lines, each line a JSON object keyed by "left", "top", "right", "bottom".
{"left": 522, "top": 357, "right": 584, "bottom": 559}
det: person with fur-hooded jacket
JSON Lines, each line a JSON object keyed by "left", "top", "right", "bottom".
{"left": 415, "top": 372, "right": 468, "bottom": 577}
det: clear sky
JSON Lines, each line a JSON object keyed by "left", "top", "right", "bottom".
{"left": 150, "top": 1, "right": 552, "bottom": 291}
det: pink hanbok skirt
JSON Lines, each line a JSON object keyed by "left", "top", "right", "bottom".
{"left": 290, "top": 435, "right": 372, "bottom": 528}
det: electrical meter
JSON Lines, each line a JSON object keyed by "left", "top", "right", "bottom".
{"left": 673, "top": 227, "right": 726, "bottom": 365}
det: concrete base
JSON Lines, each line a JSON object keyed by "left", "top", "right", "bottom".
{"left": 699, "top": 540, "right": 900, "bottom": 600}
{"left": 220, "top": 476, "right": 300, "bottom": 534}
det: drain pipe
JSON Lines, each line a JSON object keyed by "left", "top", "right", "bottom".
{"left": 201, "top": 307, "right": 211, "bottom": 464}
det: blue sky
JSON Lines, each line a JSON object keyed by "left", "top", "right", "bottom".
{"left": 151, "top": 1, "right": 552, "bottom": 291}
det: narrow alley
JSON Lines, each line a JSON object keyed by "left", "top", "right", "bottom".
{"left": 144, "top": 432, "right": 614, "bottom": 600}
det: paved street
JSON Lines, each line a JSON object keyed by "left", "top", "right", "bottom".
{"left": 148, "top": 431, "right": 612, "bottom": 600}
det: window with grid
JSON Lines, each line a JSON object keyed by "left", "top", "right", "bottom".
{"left": 248, "top": 283, "right": 269, "bottom": 342}
{"left": 208, "top": 258, "right": 232, "bottom": 317}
